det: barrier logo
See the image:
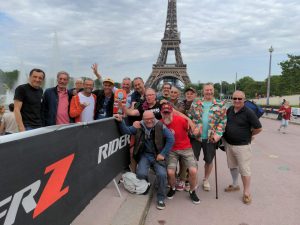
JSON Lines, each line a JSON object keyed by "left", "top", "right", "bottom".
{"left": 0, "top": 153, "right": 74, "bottom": 225}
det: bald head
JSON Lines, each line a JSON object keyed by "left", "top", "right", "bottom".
{"left": 143, "top": 110, "right": 155, "bottom": 120}
{"left": 233, "top": 90, "right": 245, "bottom": 99}
{"left": 143, "top": 110, "right": 155, "bottom": 128}
{"left": 232, "top": 90, "right": 245, "bottom": 110}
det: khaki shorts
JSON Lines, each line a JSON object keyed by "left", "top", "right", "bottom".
{"left": 224, "top": 140, "right": 252, "bottom": 176}
{"left": 167, "top": 148, "right": 198, "bottom": 170}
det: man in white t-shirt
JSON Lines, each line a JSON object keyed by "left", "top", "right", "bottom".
{"left": 70, "top": 78, "right": 96, "bottom": 122}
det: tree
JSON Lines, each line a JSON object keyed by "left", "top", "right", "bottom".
{"left": 236, "top": 76, "right": 257, "bottom": 98}
{"left": 279, "top": 54, "right": 300, "bottom": 95}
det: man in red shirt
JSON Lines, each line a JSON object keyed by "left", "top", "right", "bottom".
{"left": 160, "top": 103, "right": 200, "bottom": 204}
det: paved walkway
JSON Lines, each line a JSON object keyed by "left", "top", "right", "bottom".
{"left": 263, "top": 113, "right": 300, "bottom": 125}
{"left": 73, "top": 117, "right": 300, "bottom": 225}
{"left": 145, "top": 118, "right": 300, "bottom": 225}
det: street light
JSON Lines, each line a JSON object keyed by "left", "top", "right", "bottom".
{"left": 266, "top": 46, "right": 274, "bottom": 107}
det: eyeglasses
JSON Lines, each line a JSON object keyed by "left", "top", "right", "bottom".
{"left": 233, "top": 97, "right": 243, "bottom": 101}
{"left": 143, "top": 117, "right": 155, "bottom": 121}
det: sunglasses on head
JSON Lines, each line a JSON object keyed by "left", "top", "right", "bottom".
{"left": 233, "top": 97, "right": 243, "bottom": 101}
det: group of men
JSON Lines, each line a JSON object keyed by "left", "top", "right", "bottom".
{"left": 114, "top": 82, "right": 262, "bottom": 210}
{"left": 11, "top": 65, "right": 133, "bottom": 131}
{"left": 7, "top": 67, "right": 262, "bottom": 211}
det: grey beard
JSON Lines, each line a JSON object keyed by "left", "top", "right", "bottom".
{"left": 163, "top": 117, "right": 172, "bottom": 125}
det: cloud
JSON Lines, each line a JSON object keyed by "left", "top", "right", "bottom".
{"left": 0, "top": 0, "right": 299, "bottom": 85}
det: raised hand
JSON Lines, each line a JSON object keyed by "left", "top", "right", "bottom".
{"left": 91, "top": 63, "right": 101, "bottom": 79}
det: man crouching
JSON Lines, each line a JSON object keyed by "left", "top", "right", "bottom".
{"left": 114, "top": 110, "right": 174, "bottom": 210}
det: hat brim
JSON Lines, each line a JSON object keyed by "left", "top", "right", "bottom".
{"left": 185, "top": 88, "right": 196, "bottom": 93}
{"left": 103, "top": 81, "right": 114, "bottom": 85}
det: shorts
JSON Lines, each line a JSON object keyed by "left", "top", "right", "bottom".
{"left": 167, "top": 148, "right": 198, "bottom": 170}
{"left": 224, "top": 140, "right": 252, "bottom": 176}
{"left": 200, "top": 140, "right": 216, "bottom": 164}
{"left": 190, "top": 137, "right": 201, "bottom": 161}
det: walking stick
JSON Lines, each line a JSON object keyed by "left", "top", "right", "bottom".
{"left": 214, "top": 151, "right": 218, "bottom": 199}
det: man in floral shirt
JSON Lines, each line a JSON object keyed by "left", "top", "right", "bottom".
{"left": 188, "top": 83, "right": 227, "bottom": 191}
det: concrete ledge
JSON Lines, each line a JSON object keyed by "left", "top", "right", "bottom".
{"left": 111, "top": 175, "right": 155, "bottom": 225}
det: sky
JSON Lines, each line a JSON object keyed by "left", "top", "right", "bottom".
{"left": 0, "top": 0, "right": 300, "bottom": 85}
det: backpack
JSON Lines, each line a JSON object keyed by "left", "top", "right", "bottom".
{"left": 121, "top": 172, "right": 150, "bottom": 195}
{"left": 244, "top": 100, "right": 264, "bottom": 118}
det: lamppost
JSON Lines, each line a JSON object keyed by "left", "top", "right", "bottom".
{"left": 220, "top": 80, "right": 223, "bottom": 100}
{"left": 266, "top": 46, "right": 274, "bottom": 108}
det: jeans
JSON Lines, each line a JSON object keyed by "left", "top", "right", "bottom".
{"left": 25, "top": 126, "right": 37, "bottom": 131}
{"left": 136, "top": 153, "right": 167, "bottom": 202}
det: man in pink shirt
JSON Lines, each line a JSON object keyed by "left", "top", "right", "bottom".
{"left": 42, "top": 71, "right": 73, "bottom": 126}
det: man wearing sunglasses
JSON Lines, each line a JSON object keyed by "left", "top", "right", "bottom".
{"left": 223, "top": 91, "right": 262, "bottom": 204}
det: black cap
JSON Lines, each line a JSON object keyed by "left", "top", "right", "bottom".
{"left": 184, "top": 87, "right": 196, "bottom": 94}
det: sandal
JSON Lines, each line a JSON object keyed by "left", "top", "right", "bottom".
{"left": 243, "top": 194, "right": 252, "bottom": 204}
{"left": 224, "top": 185, "right": 240, "bottom": 192}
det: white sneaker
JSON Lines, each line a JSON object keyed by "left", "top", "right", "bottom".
{"left": 203, "top": 179, "right": 211, "bottom": 191}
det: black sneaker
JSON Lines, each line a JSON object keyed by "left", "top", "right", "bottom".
{"left": 167, "top": 188, "right": 176, "bottom": 199}
{"left": 156, "top": 201, "right": 166, "bottom": 210}
{"left": 189, "top": 190, "right": 200, "bottom": 204}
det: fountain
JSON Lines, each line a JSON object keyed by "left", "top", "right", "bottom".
{"left": 45, "top": 31, "right": 62, "bottom": 89}
{"left": 1, "top": 31, "right": 62, "bottom": 107}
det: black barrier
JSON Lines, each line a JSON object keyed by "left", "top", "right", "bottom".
{"left": 0, "top": 118, "right": 130, "bottom": 225}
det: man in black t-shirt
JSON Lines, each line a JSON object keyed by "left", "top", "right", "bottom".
{"left": 14, "top": 68, "right": 45, "bottom": 131}
{"left": 127, "top": 77, "right": 146, "bottom": 124}
{"left": 223, "top": 90, "right": 262, "bottom": 205}
{"left": 124, "top": 88, "right": 162, "bottom": 120}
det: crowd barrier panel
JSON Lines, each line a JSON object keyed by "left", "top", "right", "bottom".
{"left": 0, "top": 118, "right": 130, "bottom": 225}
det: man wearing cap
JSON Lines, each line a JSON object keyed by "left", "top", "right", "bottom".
{"left": 175, "top": 86, "right": 198, "bottom": 191}
{"left": 179, "top": 87, "right": 197, "bottom": 114}
{"left": 188, "top": 83, "right": 227, "bottom": 192}
{"left": 160, "top": 103, "right": 201, "bottom": 205}
{"left": 93, "top": 77, "right": 115, "bottom": 120}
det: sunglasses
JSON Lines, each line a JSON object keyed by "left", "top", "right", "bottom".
{"left": 233, "top": 98, "right": 243, "bottom": 101}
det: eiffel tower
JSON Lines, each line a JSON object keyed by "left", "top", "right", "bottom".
{"left": 145, "top": 0, "right": 191, "bottom": 88}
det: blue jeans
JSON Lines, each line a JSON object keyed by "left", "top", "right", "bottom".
{"left": 25, "top": 126, "right": 37, "bottom": 131}
{"left": 136, "top": 153, "right": 167, "bottom": 202}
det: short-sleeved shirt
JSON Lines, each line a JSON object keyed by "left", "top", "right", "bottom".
{"left": 138, "top": 101, "right": 162, "bottom": 120}
{"left": 201, "top": 101, "right": 213, "bottom": 139}
{"left": 224, "top": 106, "right": 262, "bottom": 145}
{"left": 14, "top": 83, "right": 43, "bottom": 128}
{"left": 78, "top": 92, "right": 95, "bottom": 122}
{"left": 1, "top": 112, "right": 18, "bottom": 133}
{"left": 162, "top": 114, "right": 192, "bottom": 151}
{"left": 131, "top": 91, "right": 144, "bottom": 106}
